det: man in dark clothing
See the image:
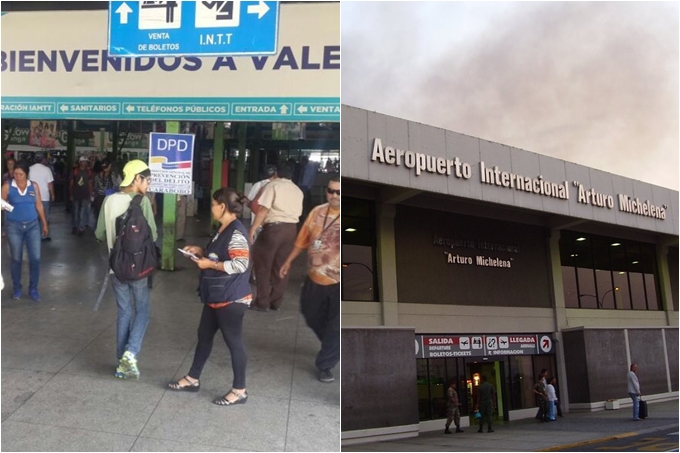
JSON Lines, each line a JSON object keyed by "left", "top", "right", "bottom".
{"left": 445, "top": 380, "right": 464, "bottom": 434}
{"left": 476, "top": 375, "right": 496, "bottom": 433}
{"left": 533, "top": 368, "right": 549, "bottom": 422}
{"left": 69, "top": 156, "right": 93, "bottom": 236}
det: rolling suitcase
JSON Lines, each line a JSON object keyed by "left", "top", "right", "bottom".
{"left": 639, "top": 399, "right": 648, "bottom": 419}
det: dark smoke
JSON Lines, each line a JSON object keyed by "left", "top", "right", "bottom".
{"left": 342, "top": 2, "right": 679, "bottom": 190}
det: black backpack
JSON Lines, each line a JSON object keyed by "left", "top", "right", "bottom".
{"left": 109, "top": 194, "right": 157, "bottom": 282}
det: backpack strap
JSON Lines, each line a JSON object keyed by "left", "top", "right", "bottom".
{"left": 131, "top": 194, "right": 144, "bottom": 207}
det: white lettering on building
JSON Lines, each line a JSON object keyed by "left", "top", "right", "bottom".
{"left": 370, "top": 138, "right": 668, "bottom": 222}
{"left": 475, "top": 256, "right": 512, "bottom": 268}
{"left": 371, "top": 138, "right": 471, "bottom": 179}
{"left": 479, "top": 161, "right": 569, "bottom": 201}
{"left": 618, "top": 194, "right": 667, "bottom": 220}
{"left": 576, "top": 183, "right": 614, "bottom": 208}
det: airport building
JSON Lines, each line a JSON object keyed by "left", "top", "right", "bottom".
{"left": 340, "top": 105, "right": 678, "bottom": 444}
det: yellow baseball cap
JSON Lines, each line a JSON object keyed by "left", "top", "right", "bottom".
{"left": 121, "top": 160, "right": 150, "bottom": 187}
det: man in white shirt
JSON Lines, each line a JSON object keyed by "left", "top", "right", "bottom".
{"left": 249, "top": 162, "right": 303, "bottom": 311}
{"left": 29, "top": 153, "right": 55, "bottom": 241}
{"left": 247, "top": 165, "right": 277, "bottom": 225}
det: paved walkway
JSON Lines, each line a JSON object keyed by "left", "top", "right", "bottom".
{"left": 1, "top": 204, "right": 339, "bottom": 451}
{"left": 343, "top": 400, "right": 678, "bottom": 452}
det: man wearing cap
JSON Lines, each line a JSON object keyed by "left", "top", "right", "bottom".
{"left": 29, "top": 153, "right": 55, "bottom": 241}
{"left": 96, "top": 160, "right": 158, "bottom": 380}
{"left": 69, "top": 156, "right": 94, "bottom": 236}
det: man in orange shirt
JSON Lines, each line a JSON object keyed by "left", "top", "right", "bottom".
{"left": 280, "top": 177, "right": 340, "bottom": 383}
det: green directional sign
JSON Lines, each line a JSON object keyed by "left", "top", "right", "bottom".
{"left": 294, "top": 102, "right": 340, "bottom": 116}
{"left": 2, "top": 102, "right": 56, "bottom": 115}
{"left": 57, "top": 102, "right": 121, "bottom": 115}
{"left": 232, "top": 102, "right": 292, "bottom": 117}
{"left": 2, "top": 96, "right": 339, "bottom": 121}
{"left": 122, "top": 102, "right": 230, "bottom": 117}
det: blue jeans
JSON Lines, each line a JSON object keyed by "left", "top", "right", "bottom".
{"left": 72, "top": 199, "right": 90, "bottom": 231}
{"left": 548, "top": 401, "right": 556, "bottom": 420}
{"left": 629, "top": 393, "right": 640, "bottom": 420}
{"left": 41, "top": 201, "right": 51, "bottom": 239}
{"left": 6, "top": 219, "right": 41, "bottom": 292}
{"left": 111, "top": 275, "right": 151, "bottom": 360}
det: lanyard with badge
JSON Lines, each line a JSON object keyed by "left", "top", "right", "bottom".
{"left": 313, "top": 206, "right": 339, "bottom": 251}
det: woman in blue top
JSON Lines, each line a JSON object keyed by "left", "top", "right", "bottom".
{"left": 1, "top": 160, "right": 49, "bottom": 301}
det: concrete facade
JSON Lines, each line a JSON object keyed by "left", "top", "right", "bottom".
{"left": 341, "top": 105, "right": 679, "bottom": 444}
{"left": 341, "top": 328, "right": 419, "bottom": 445}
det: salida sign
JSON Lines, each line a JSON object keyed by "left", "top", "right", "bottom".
{"left": 415, "top": 333, "right": 554, "bottom": 359}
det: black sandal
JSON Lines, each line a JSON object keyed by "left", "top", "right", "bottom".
{"left": 213, "top": 390, "right": 248, "bottom": 406}
{"left": 168, "top": 376, "right": 200, "bottom": 392}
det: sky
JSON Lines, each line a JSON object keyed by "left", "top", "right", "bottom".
{"left": 342, "top": 1, "right": 679, "bottom": 191}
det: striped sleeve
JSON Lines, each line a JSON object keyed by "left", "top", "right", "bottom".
{"left": 223, "top": 229, "right": 250, "bottom": 274}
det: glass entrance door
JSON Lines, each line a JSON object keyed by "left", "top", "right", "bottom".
{"left": 466, "top": 361, "right": 506, "bottom": 425}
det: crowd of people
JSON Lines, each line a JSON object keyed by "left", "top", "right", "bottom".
{"left": 2, "top": 153, "right": 340, "bottom": 407}
{"left": 442, "top": 368, "right": 565, "bottom": 436}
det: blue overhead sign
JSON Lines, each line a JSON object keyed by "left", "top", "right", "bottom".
{"left": 108, "top": 1, "right": 279, "bottom": 57}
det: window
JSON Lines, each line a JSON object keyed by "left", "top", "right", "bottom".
{"left": 559, "top": 231, "right": 661, "bottom": 311}
{"left": 341, "top": 197, "right": 378, "bottom": 301}
{"left": 508, "top": 356, "right": 536, "bottom": 410}
{"left": 593, "top": 237, "right": 616, "bottom": 309}
{"left": 416, "top": 357, "right": 467, "bottom": 421}
{"left": 562, "top": 266, "right": 578, "bottom": 308}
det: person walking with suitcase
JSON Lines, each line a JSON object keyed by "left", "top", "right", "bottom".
{"left": 628, "top": 363, "right": 643, "bottom": 421}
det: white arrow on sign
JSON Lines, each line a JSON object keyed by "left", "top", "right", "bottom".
{"left": 247, "top": 1, "right": 270, "bottom": 19}
{"left": 540, "top": 335, "right": 552, "bottom": 353}
{"left": 60, "top": 105, "right": 69, "bottom": 112}
{"left": 126, "top": 105, "right": 135, "bottom": 112}
{"left": 116, "top": 2, "right": 133, "bottom": 25}
{"left": 280, "top": 105, "right": 288, "bottom": 114}
{"left": 297, "top": 105, "right": 308, "bottom": 114}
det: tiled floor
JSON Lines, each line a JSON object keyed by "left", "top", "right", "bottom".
{"left": 1, "top": 205, "right": 340, "bottom": 451}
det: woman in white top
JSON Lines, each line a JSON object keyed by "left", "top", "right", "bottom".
{"left": 546, "top": 377, "right": 557, "bottom": 421}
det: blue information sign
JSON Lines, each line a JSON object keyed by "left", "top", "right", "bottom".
{"left": 149, "top": 132, "right": 195, "bottom": 195}
{"left": 108, "top": 1, "right": 279, "bottom": 57}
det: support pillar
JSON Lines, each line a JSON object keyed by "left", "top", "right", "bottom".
{"left": 376, "top": 202, "right": 399, "bottom": 326}
{"left": 66, "top": 121, "right": 76, "bottom": 212}
{"left": 112, "top": 121, "right": 119, "bottom": 160}
{"left": 160, "top": 121, "right": 179, "bottom": 271}
{"left": 211, "top": 122, "right": 225, "bottom": 229}
{"left": 236, "top": 123, "right": 247, "bottom": 193}
{"left": 548, "top": 228, "right": 571, "bottom": 413}
{"left": 655, "top": 243, "right": 676, "bottom": 326}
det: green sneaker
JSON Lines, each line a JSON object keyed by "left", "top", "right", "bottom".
{"left": 119, "top": 351, "right": 140, "bottom": 379}
{"left": 114, "top": 364, "right": 129, "bottom": 379}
